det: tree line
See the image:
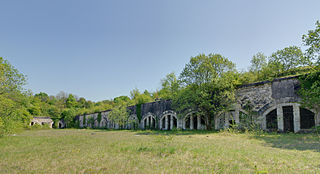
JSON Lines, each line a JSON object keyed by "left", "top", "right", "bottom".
{"left": 1, "top": 21, "right": 320, "bottom": 135}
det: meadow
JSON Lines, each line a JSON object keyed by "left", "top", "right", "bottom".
{"left": 0, "top": 129, "right": 320, "bottom": 174}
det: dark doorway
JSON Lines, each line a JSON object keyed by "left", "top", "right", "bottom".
{"left": 168, "top": 115, "right": 171, "bottom": 130}
{"left": 300, "top": 108, "right": 315, "bottom": 129}
{"left": 152, "top": 118, "right": 156, "bottom": 128}
{"left": 173, "top": 117, "right": 177, "bottom": 129}
{"left": 266, "top": 109, "right": 278, "bottom": 131}
{"left": 185, "top": 117, "right": 190, "bottom": 129}
{"left": 162, "top": 117, "right": 166, "bottom": 129}
{"left": 229, "top": 120, "right": 235, "bottom": 128}
{"left": 283, "top": 106, "right": 294, "bottom": 132}
{"left": 193, "top": 116, "right": 198, "bottom": 130}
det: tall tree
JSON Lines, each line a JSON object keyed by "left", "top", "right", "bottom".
{"left": 250, "top": 52, "right": 267, "bottom": 73}
{"left": 158, "top": 72, "right": 180, "bottom": 100}
{"left": 0, "top": 57, "right": 30, "bottom": 135}
{"left": 303, "top": 20, "right": 320, "bottom": 64}
{"left": 269, "top": 46, "right": 308, "bottom": 74}
{"left": 174, "top": 53, "right": 236, "bottom": 130}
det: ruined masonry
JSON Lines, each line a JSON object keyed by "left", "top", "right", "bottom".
{"left": 75, "top": 76, "right": 320, "bottom": 133}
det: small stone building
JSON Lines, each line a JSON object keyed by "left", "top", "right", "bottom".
{"left": 30, "top": 117, "right": 54, "bottom": 128}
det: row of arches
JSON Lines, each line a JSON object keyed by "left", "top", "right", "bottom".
{"left": 264, "top": 103, "right": 315, "bottom": 132}
{"left": 140, "top": 111, "right": 207, "bottom": 130}
{"left": 216, "top": 103, "right": 317, "bottom": 132}
{"left": 80, "top": 104, "right": 318, "bottom": 132}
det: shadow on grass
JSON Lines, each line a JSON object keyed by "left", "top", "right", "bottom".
{"left": 87, "top": 128, "right": 320, "bottom": 152}
{"left": 250, "top": 133, "right": 320, "bottom": 152}
{"left": 134, "top": 130, "right": 218, "bottom": 136}
{"left": 90, "top": 128, "right": 218, "bottom": 136}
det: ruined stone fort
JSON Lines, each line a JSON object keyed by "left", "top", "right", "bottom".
{"left": 74, "top": 76, "right": 320, "bottom": 133}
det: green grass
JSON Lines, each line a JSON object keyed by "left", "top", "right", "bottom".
{"left": 0, "top": 129, "right": 320, "bottom": 173}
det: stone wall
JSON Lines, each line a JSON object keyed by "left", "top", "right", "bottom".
{"left": 30, "top": 117, "right": 54, "bottom": 128}
{"left": 74, "top": 76, "right": 319, "bottom": 132}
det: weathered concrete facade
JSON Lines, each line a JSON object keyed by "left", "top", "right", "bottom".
{"left": 30, "top": 117, "right": 54, "bottom": 128}
{"left": 76, "top": 76, "right": 319, "bottom": 132}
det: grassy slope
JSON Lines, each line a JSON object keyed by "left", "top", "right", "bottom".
{"left": 0, "top": 129, "right": 320, "bottom": 174}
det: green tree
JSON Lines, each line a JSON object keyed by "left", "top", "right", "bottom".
{"left": 269, "top": 46, "right": 308, "bottom": 74}
{"left": 174, "top": 53, "right": 236, "bottom": 130}
{"left": 61, "top": 108, "right": 76, "bottom": 128}
{"left": 108, "top": 101, "right": 129, "bottom": 129}
{"left": 250, "top": 52, "right": 267, "bottom": 72}
{"left": 0, "top": 57, "right": 30, "bottom": 136}
{"left": 299, "top": 71, "right": 320, "bottom": 113}
{"left": 66, "top": 94, "right": 77, "bottom": 108}
{"left": 130, "top": 88, "right": 153, "bottom": 105}
{"left": 158, "top": 72, "right": 180, "bottom": 100}
{"left": 303, "top": 20, "right": 320, "bottom": 64}
{"left": 34, "top": 92, "right": 49, "bottom": 103}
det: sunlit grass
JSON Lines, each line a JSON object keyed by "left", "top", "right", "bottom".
{"left": 0, "top": 129, "right": 320, "bottom": 173}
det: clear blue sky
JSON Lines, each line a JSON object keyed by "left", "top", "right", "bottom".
{"left": 1, "top": 0, "right": 319, "bottom": 101}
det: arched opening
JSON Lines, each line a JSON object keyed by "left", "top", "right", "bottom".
{"left": 300, "top": 108, "right": 315, "bottom": 129}
{"left": 160, "top": 114, "right": 178, "bottom": 130}
{"left": 143, "top": 116, "right": 156, "bottom": 129}
{"left": 31, "top": 122, "right": 34, "bottom": 126}
{"left": 266, "top": 109, "right": 277, "bottom": 131}
{"left": 184, "top": 113, "right": 206, "bottom": 130}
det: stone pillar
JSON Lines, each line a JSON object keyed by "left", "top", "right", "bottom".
{"left": 235, "top": 105, "right": 240, "bottom": 124}
{"left": 261, "top": 114, "right": 267, "bottom": 130}
{"left": 146, "top": 117, "right": 149, "bottom": 128}
{"left": 170, "top": 116, "right": 173, "bottom": 130}
{"left": 293, "top": 104, "right": 301, "bottom": 133}
{"left": 316, "top": 111, "right": 320, "bottom": 126}
{"left": 182, "top": 118, "right": 186, "bottom": 129}
{"left": 151, "top": 117, "right": 154, "bottom": 128}
{"left": 165, "top": 115, "right": 168, "bottom": 130}
{"left": 190, "top": 115, "right": 194, "bottom": 130}
{"left": 159, "top": 118, "right": 162, "bottom": 130}
{"left": 277, "top": 105, "right": 284, "bottom": 132}
{"left": 197, "top": 116, "right": 201, "bottom": 130}
{"left": 215, "top": 116, "right": 219, "bottom": 130}
{"left": 225, "top": 113, "right": 229, "bottom": 128}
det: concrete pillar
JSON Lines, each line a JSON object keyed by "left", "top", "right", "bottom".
{"left": 197, "top": 116, "right": 201, "bottom": 130}
{"left": 277, "top": 105, "right": 284, "bottom": 132}
{"left": 165, "top": 115, "right": 168, "bottom": 130}
{"left": 170, "top": 116, "right": 173, "bottom": 130}
{"left": 293, "top": 104, "right": 301, "bottom": 133}
{"left": 190, "top": 115, "right": 194, "bottom": 130}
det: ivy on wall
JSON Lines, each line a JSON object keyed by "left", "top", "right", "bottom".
{"left": 136, "top": 103, "right": 142, "bottom": 122}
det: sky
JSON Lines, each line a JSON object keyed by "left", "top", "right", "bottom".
{"left": 0, "top": 0, "right": 319, "bottom": 101}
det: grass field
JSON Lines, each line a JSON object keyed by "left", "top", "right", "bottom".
{"left": 0, "top": 129, "right": 320, "bottom": 174}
